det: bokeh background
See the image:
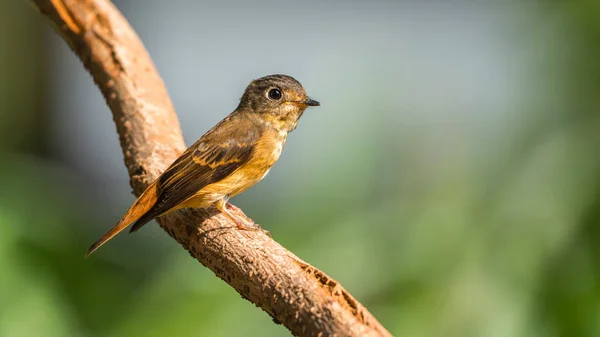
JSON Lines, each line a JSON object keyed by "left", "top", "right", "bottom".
{"left": 2, "top": 1, "right": 600, "bottom": 336}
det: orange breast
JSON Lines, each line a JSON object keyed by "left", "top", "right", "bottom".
{"left": 180, "top": 130, "right": 287, "bottom": 208}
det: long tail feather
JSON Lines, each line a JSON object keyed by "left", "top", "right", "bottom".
{"left": 128, "top": 212, "right": 156, "bottom": 233}
{"left": 86, "top": 182, "right": 159, "bottom": 257}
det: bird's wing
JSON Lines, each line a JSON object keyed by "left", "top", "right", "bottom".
{"left": 129, "top": 120, "right": 258, "bottom": 232}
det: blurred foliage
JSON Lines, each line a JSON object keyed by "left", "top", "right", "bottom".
{"left": 2, "top": 1, "right": 600, "bottom": 337}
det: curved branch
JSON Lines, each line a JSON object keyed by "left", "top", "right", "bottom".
{"left": 31, "top": 1, "right": 392, "bottom": 336}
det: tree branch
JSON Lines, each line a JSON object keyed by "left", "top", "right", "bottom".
{"left": 31, "top": 1, "right": 392, "bottom": 336}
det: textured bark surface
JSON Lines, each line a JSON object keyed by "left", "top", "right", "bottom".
{"left": 31, "top": 1, "right": 393, "bottom": 336}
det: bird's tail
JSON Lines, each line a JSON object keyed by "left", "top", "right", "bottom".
{"left": 85, "top": 181, "right": 159, "bottom": 257}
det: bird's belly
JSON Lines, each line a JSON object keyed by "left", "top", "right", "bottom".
{"left": 180, "top": 135, "right": 285, "bottom": 209}
{"left": 203, "top": 161, "right": 274, "bottom": 199}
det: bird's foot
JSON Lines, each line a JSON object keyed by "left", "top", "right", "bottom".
{"left": 226, "top": 202, "right": 243, "bottom": 213}
{"left": 247, "top": 222, "right": 272, "bottom": 237}
{"left": 232, "top": 216, "right": 272, "bottom": 237}
{"left": 222, "top": 202, "right": 271, "bottom": 237}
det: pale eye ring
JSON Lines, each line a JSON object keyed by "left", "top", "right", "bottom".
{"left": 267, "top": 88, "right": 282, "bottom": 100}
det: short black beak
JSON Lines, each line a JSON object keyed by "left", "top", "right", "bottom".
{"left": 303, "top": 98, "right": 320, "bottom": 107}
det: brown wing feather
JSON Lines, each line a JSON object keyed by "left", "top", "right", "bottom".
{"left": 128, "top": 119, "right": 258, "bottom": 232}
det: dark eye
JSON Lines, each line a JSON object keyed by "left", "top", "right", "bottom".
{"left": 268, "top": 88, "right": 282, "bottom": 100}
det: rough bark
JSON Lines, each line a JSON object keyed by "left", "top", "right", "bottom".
{"left": 31, "top": 1, "right": 393, "bottom": 336}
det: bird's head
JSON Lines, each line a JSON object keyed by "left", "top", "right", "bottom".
{"left": 237, "top": 74, "right": 320, "bottom": 133}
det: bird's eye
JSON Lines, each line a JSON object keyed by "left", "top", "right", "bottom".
{"left": 268, "top": 88, "right": 282, "bottom": 100}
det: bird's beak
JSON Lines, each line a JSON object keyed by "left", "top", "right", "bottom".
{"left": 303, "top": 98, "right": 320, "bottom": 107}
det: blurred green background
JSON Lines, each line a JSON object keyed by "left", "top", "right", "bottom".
{"left": 2, "top": 1, "right": 600, "bottom": 336}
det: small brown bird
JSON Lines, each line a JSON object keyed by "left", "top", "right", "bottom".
{"left": 86, "top": 74, "right": 319, "bottom": 257}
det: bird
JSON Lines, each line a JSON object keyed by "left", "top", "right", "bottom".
{"left": 86, "top": 74, "right": 320, "bottom": 257}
